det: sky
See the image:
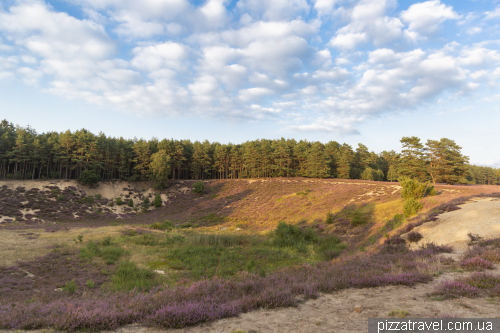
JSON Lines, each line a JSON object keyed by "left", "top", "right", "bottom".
{"left": 0, "top": 0, "right": 499, "bottom": 166}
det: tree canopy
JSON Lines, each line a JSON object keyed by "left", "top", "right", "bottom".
{"left": 0, "top": 119, "right": 496, "bottom": 185}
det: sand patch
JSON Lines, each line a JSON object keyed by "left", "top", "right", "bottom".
{"left": 402, "top": 198, "right": 500, "bottom": 251}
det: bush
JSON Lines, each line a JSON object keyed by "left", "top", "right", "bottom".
{"left": 426, "top": 186, "right": 437, "bottom": 196}
{"left": 78, "top": 170, "right": 101, "bottom": 186}
{"left": 151, "top": 220, "right": 173, "bottom": 230}
{"left": 86, "top": 279, "right": 95, "bottom": 289}
{"left": 154, "top": 194, "right": 162, "bottom": 208}
{"left": 57, "top": 194, "right": 64, "bottom": 201}
{"left": 116, "top": 197, "right": 123, "bottom": 205}
{"left": 62, "top": 279, "right": 77, "bottom": 294}
{"left": 142, "top": 197, "right": 150, "bottom": 212}
{"left": 127, "top": 199, "right": 134, "bottom": 207}
{"left": 398, "top": 177, "right": 429, "bottom": 200}
{"left": 403, "top": 198, "right": 423, "bottom": 218}
{"left": 326, "top": 211, "right": 334, "bottom": 224}
{"left": 102, "top": 236, "right": 112, "bottom": 246}
{"left": 153, "top": 182, "right": 167, "bottom": 190}
{"left": 192, "top": 181, "right": 205, "bottom": 194}
{"left": 95, "top": 194, "right": 102, "bottom": 199}
{"left": 407, "top": 231, "right": 423, "bottom": 243}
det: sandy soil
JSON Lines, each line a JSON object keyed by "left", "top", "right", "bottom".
{"left": 402, "top": 198, "right": 500, "bottom": 251}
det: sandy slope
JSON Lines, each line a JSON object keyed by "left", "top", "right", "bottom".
{"left": 402, "top": 198, "right": 500, "bottom": 251}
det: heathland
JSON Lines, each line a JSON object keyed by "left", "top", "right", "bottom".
{"left": 1, "top": 178, "right": 500, "bottom": 332}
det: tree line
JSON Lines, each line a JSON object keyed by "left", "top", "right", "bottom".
{"left": 0, "top": 119, "right": 498, "bottom": 185}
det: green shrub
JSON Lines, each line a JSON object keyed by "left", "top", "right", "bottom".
{"left": 111, "top": 261, "right": 156, "bottom": 292}
{"left": 95, "top": 194, "right": 102, "bottom": 199}
{"left": 192, "top": 181, "right": 205, "bottom": 194}
{"left": 153, "top": 182, "right": 167, "bottom": 190}
{"left": 127, "top": 199, "right": 134, "bottom": 207}
{"left": 326, "top": 211, "right": 334, "bottom": 224}
{"left": 83, "top": 196, "right": 94, "bottom": 204}
{"left": 426, "top": 185, "right": 437, "bottom": 196}
{"left": 57, "top": 194, "right": 64, "bottom": 201}
{"left": 142, "top": 197, "right": 150, "bottom": 212}
{"left": 116, "top": 197, "right": 123, "bottom": 205}
{"left": 86, "top": 279, "right": 95, "bottom": 289}
{"left": 51, "top": 189, "right": 59, "bottom": 194}
{"left": 78, "top": 170, "right": 100, "bottom": 186}
{"left": 63, "top": 279, "right": 77, "bottom": 294}
{"left": 151, "top": 220, "right": 173, "bottom": 230}
{"left": 80, "top": 241, "right": 100, "bottom": 260}
{"left": 273, "top": 222, "right": 319, "bottom": 251}
{"left": 154, "top": 194, "right": 162, "bottom": 208}
{"left": 398, "top": 177, "right": 429, "bottom": 200}
{"left": 403, "top": 198, "right": 423, "bottom": 218}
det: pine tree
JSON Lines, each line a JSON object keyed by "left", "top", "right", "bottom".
{"left": 398, "top": 136, "right": 427, "bottom": 181}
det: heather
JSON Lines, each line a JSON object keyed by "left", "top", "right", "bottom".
{"left": 0, "top": 241, "right": 448, "bottom": 331}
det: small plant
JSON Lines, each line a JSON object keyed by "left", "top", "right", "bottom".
{"left": 86, "top": 279, "right": 95, "bottom": 289}
{"left": 75, "top": 234, "right": 83, "bottom": 243}
{"left": 388, "top": 309, "right": 409, "bottom": 318}
{"left": 95, "top": 194, "right": 102, "bottom": 199}
{"left": 154, "top": 193, "right": 162, "bottom": 208}
{"left": 142, "top": 197, "right": 150, "bottom": 212}
{"left": 192, "top": 181, "right": 205, "bottom": 194}
{"left": 51, "top": 189, "right": 59, "bottom": 194}
{"left": 296, "top": 189, "right": 311, "bottom": 195}
{"left": 57, "top": 194, "right": 64, "bottom": 201}
{"left": 127, "top": 199, "right": 134, "bottom": 207}
{"left": 326, "top": 211, "right": 334, "bottom": 224}
{"left": 116, "top": 197, "right": 123, "bottom": 205}
{"left": 62, "top": 279, "right": 77, "bottom": 294}
{"left": 211, "top": 194, "right": 219, "bottom": 199}
{"left": 407, "top": 231, "right": 423, "bottom": 243}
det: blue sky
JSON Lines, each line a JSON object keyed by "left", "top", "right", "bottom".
{"left": 0, "top": 0, "right": 499, "bottom": 166}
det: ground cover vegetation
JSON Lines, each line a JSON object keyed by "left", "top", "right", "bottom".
{"left": 0, "top": 120, "right": 496, "bottom": 185}
{"left": 1, "top": 228, "right": 458, "bottom": 331}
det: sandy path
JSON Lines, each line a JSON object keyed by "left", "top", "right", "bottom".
{"left": 402, "top": 198, "right": 500, "bottom": 251}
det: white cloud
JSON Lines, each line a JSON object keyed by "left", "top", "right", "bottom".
{"left": 466, "top": 27, "right": 482, "bottom": 35}
{"left": 328, "top": 0, "right": 403, "bottom": 50}
{"left": 131, "top": 42, "right": 188, "bottom": 72}
{"left": 236, "top": 0, "right": 310, "bottom": 21}
{"left": 401, "top": 0, "right": 459, "bottom": 38}
{"left": 238, "top": 87, "right": 274, "bottom": 101}
{"left": 485, "top": 6, "right": 500, "bottom": 20}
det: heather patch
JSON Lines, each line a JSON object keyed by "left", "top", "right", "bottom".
{"left": 460, "top": 257, "right": 494, "bottom": 271}
{"left": 432, "top": 272, "right": 500, "bottom": 299}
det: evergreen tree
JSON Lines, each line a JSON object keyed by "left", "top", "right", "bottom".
{"left": 398, "top": 136, "right": 427, "bottom": 181}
